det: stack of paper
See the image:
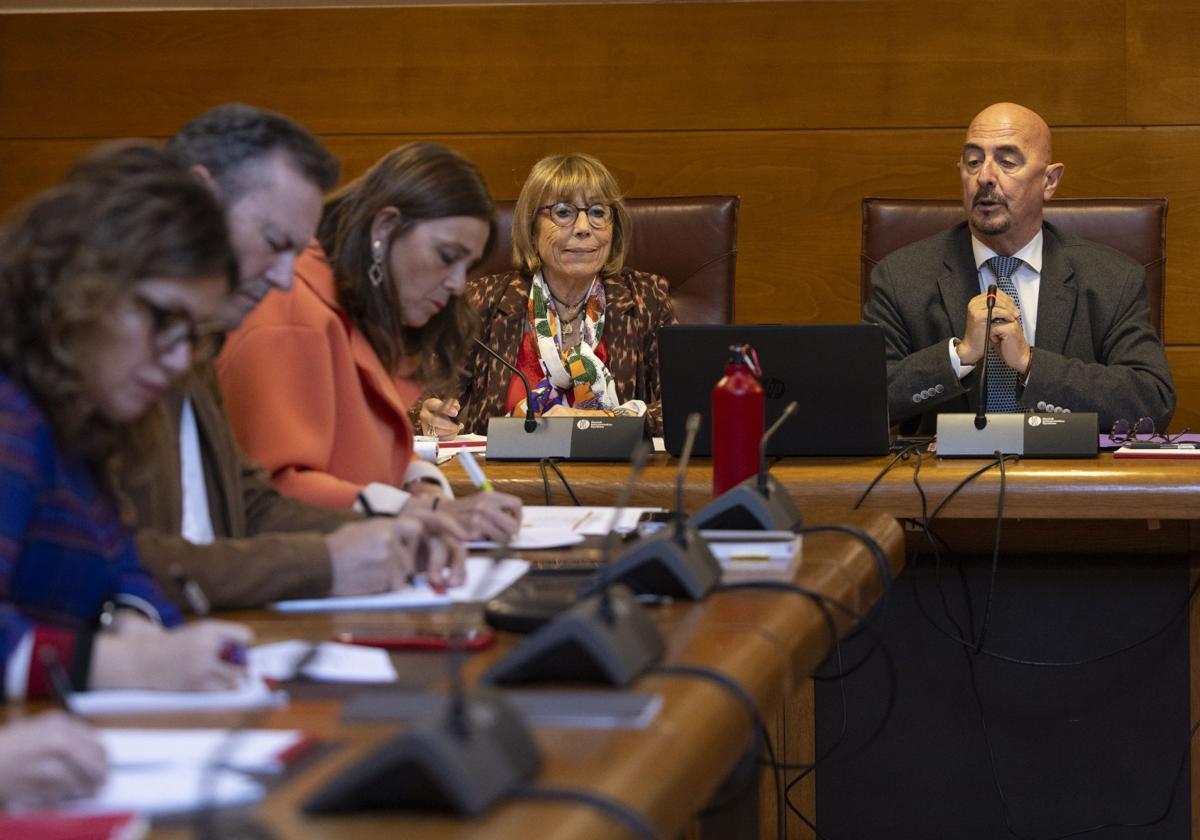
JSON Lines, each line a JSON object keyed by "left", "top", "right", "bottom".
{"left": 67, "top": 679, "right": 287, "bottom": 717}
{"left": 271, "top": 557, "right": 530, "bottom": 613}
{"left": 64, "top": 728, "right": 306, "bottom": 817}
{"left": 703, "top": 531, "right": 803, "bottom": 583}
{"left": 249, "top": 640, "right": 398, "bottom": 684}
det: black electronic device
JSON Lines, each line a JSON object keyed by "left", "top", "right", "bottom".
{"left": 659, "top": 323, "right": 891, "bottom": 457}
{"left": 692, "top": 401, "right": 804, "bottom": 531}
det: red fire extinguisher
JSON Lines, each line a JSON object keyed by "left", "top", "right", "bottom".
{"left": 712, "top": 344, "right": 764, "bottom": 496}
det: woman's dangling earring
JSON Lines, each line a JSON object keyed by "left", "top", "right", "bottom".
{"left": 368, "top": 239, "right": 385, "bottom": 287}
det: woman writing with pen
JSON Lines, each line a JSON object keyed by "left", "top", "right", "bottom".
{"left": 0, "top": 143, "right": 253, "bottom": 706}
{"left": 216, "top": 142, "right": 520, "bottom": 542}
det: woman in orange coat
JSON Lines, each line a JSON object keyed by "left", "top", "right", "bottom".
{"left": 216, "top": 143, "right": 520, "bottom": 540}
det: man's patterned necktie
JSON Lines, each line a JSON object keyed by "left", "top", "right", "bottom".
{"left": 985, "top": 255, "right": 1022, "bottom": 413}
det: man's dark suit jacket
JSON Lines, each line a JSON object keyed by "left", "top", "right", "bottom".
{"left": 862, "top": 221, "right": 1175, "bottom": 432}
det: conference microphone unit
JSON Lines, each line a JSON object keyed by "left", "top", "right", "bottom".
{"left": 483, "top": 442, "right": 665, "bottom": 687}
{"left": 581, "top": 412, "right": 722, "bottom": 601}
{"left": 305, "top": 529, "right": 541, "bottom": 817}
{"left": 975, "top": 283, "right": 998, "bottom": 430}
{"left": 473, "top": 337, "right": 643, "bottom": 461}
{"left": 936, "top": 411, "right": 1098, "bottom": 458}
{"left": 691, "top": 401, "right": 803, "bottom": 531}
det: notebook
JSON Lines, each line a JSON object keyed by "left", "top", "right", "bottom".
{"left": 658, "top": 324, "right": 891, "bottom": 457}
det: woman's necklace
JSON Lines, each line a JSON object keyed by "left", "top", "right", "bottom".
{"left": 548, "top": 282, "right": 592, "bottom": 335}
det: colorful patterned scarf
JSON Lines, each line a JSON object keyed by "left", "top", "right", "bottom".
{"left": 523, "top": 272, "right": 645, "bottom": 418}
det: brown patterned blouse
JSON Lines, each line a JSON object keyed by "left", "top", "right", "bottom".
{"left": 454, "top": 268, "right": 676, "bottom": 436}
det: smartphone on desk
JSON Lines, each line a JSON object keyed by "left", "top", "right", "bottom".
{"left": 333, "top": 627, "right": 496, "bottom": 651}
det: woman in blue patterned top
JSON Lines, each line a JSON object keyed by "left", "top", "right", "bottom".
{"left": 0, "top": 142, "right": 253, "bottom": 705}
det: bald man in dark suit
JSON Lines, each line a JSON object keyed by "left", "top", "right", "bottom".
{"left": 863, "top": 102, "right": 1174, "bottom": 433}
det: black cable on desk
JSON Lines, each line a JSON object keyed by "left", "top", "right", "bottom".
{"left": 852, "top": 440, "right": 929, "bottom": 510}
{"left": 651, "top": 664, "right": 788, "bottom": 840}
{"left": 718, "top": 581, "right": 899, "bottom": 764}
{"left": 537, "top": 457, "right": 581, "bottom": 506}
{"left": 904, "top": 453, "right": 1200, "bottom": 838}
{"left": 908, "top": 455, "right": 1199, "bottom": 667}
{"left": 964, "top": 655, "right": 1200, "bottom": 840}
{"left": 511, "top": 784, "right": 658, "bottom": 840}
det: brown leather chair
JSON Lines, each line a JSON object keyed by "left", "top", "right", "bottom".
{"left": 470, "top": 195, "right": 739, "bottom": 324}
{"left": 860, "top": 197, "right": 1167, "bottom": 338}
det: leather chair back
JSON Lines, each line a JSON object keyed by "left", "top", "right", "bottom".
{"left": 471, "top": 195, "right": 739, "bottom": 324}
{"left": 860, "top": 197, "right": 1167, "bottom": 338}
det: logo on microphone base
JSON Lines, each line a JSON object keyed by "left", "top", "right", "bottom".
{"left": 576, "top": 419, "right": 591, "bottom": 430}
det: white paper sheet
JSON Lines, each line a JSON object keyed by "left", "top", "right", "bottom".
{"left": 68, "top": 678, "right": 287, "bottom": 716}
{"left": 99, "top": 728, "right": 305, "bottom": 775}
{"left": 67, "top": 765, "right": 263, "bottom": 817}
{"left": 466, "top": 529, "right": 584, "bottom": 551}
{"left": 271, "top": 557, "right": 529, "bottom": 613}
{"left": 249, "top": 640, "right": 397, "bottom": 684}
{"left": 518, "top": 505, "right": 663, "bottom": 537}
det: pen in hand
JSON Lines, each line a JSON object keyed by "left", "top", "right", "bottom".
{"left": 168, "top": 564, "right": 248, "bottom": 667}
{"left": 456, "top": 450, "right": 494, "bottom": 492}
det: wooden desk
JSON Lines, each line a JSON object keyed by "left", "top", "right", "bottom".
{"left": 445, "top": 453, "right": 1200, "bottom": 836}
{"left": 130, "top": 509, "right": 901, "bottom": 839}
{"left": 445, "top": 452, "right": 1199, "bottom": 522}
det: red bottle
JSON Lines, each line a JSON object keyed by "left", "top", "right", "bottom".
{"left": 712, "top": 344, "right": 764, "bottom": 496}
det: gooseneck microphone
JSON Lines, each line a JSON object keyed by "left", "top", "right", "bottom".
{"left": 483, "top": 440, "right": 666, "bottom": 686}
{"left": 757, "top": 401, "right": 798, "bottom": 496}
{"left": 598, "top": 441, "right": 653, "bottom": 621}
{"left": 674, "top": 413, "right": 702, "bottom": 541}
{"left": 587, "top": 414, "right": 723, "bottom": 601}
{"left": 304, "top": 518, "right": 541, "bottom": 817}
{"left": 692, "top": 400, "right": 804, "bottom": 532}
{"left": 974, "top": 283, "right": 998, "bottom": 431}
{"left": 473, "top": 337, "right": 537, "bottom": 433}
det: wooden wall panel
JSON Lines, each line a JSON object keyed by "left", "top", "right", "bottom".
{"left": 0, "top": 1, "right": 1129, "bottom": 138}
{"left": 3, "top": 0, "right": 1200, "bottom": 430}
{"left": 1128, "top": 0, "right": 1200, "bottom": 123}
{"left": 7, "top": 128, "right": 1200, "bottom": 335}
{"left": 1167, "top": 347, "right": 1200, "bottom": 434}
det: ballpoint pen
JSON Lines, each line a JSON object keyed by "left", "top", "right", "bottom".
{"left": 457, "top": 450, "right": 494, "bottom": 492}
{"left": 168, "top": 564, "right": 247, "bottom": 665}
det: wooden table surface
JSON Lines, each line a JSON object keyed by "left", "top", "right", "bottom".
{"left": 444, "top": 450, "right": 1200, "bottom": 836}
{"left": 117, "top": 509, "right": 902, "bottom": 840}
{"left": 446, "top": 452, "right": 1200, "bottom": 521}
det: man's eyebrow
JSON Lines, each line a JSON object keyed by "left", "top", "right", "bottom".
{"left": 993, "top": 144, "right": 1025, "bottom": 158}
{"left": 962, "top": 142, "right": 1025, "bottom": 158}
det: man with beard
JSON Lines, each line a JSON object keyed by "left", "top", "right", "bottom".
{"left": 862, "top": 102, "right": 1174, "bottom": 433}
{"left": 109, "top": 106, "right": 466, "bottom": 610}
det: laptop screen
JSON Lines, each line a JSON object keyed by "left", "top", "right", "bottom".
{"left": 658, "top": 324, "right": 891, "bottom": 457}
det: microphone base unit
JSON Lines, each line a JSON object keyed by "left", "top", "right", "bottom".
{"left": 303, "top": 688, "right": 540, "bottom": 817}
{"left": 691, "top": 473, "right": 804, "bottom": 532}
{"left": 936, "top": 412, "right": 1098, "bottom": 458}
{"left": 485, "top": 416, "right": 645, "bottom": 461}
{"left": 580, "top": 523, "right": 723, "bottom": 601}
{"left": 482, "top": 584, "right": 665, "bottom": 687}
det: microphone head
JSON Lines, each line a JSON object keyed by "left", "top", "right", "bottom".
{"left": 986, "top": 283, "right": 998, "bottom": 305}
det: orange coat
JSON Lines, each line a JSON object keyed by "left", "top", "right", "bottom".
{"left": 216, "top": 244, "right": 421, "bottom": 510}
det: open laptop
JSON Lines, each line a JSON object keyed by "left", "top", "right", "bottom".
{"left": 659, "top": 324, "right": 891, "bottom": 457}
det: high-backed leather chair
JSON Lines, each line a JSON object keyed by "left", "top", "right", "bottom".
{"left": 860, "top": 197, "right": 1167, "bottom": 338}
{"left": 471, "top": 195, "right": 739, "bottom": 324}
